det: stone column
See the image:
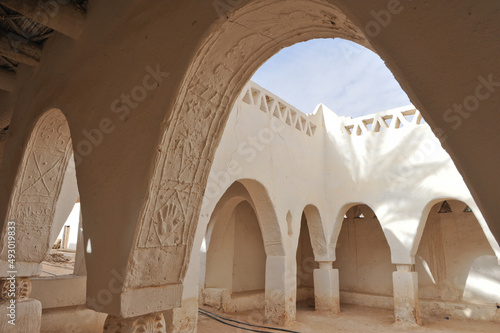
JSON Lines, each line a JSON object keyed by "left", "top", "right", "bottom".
{"left": 313, "top": 261, "right": 340, "bottom": 313}
{"left": 103, "top": 313, "right": 167, "bottom": 333}
{"left": 0, "top": 277, "right": 41, "bottom": 332}
{"left": 393, "top": 264, "right": 422, "bottom": 325}
{"left": 265, "top": 256, "right": 296, "bottom": 325}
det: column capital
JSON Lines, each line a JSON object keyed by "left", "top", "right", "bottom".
{"left": 396, "top": 264, "right": 415, "bottom": 272}
{"left": 318, "top": 261, "right": 333, "bottom": 270}
{"left": 1, "top": 276, "right": 32, "bottom": 300}
{"left": 103, "top": 313, "right": 166, "bottom": 333}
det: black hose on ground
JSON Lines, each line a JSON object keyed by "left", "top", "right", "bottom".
{"left": 198, "top": 307, "right": 301, "bottom": 333}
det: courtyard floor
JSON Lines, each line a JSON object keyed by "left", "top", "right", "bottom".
{"left": 198, "top": 304, "right": 500, "bottom": 333}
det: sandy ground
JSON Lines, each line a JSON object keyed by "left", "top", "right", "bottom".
{"left": 40, "top": 252, "right": 75, "bottom": 276}
{"left": 198, "top": 303, "right": 500, "bottom": 333}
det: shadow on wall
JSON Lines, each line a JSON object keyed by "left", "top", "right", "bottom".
{"left": 337, "top": 119, "right": 450, "bottom": 193}
{"left": 416, "top": 200, "right": 500, "bottom": 305}
{"left": 205, "top": 200, "right": 266, "bottom": 293}
{"left": 296, "top": 212, "right": 318, "bottom": 305}
{"left": 334, "top": 205, "right": 394, "bottom": 297}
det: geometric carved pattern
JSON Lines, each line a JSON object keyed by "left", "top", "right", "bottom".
{"left": 241, "top": 83, "right": 318, "bottom": 137}
{"left": 2, "top": 109, "right": 73, "bottom": 263}
{"left": 343, "top": 108, "right": 424, "bottom": 136}
{"left": 103, "top": 313, "right": 166, "bottom": 333}
{"left": 17, "top": 277, "right": 32, "bottom": 298}
{"left": 0, "top": 277, "right": 32, "bottom": 300}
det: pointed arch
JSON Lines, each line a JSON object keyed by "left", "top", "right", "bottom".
{"left": 302, "top": 204, "right": 328, "bottom": 261}
{"left": 329, "top": 202, "right": 367, "bottom": 258}
{"left": 0, "top": 108, "right": 74, "bottom": 276}
{"left": 415, "top": 199, "right": 500, "bottom": 306}
{"left": 333, "top": 203, "right": 394, "bottom": 297}
{"left": 413, "top": 198, "right": 500, "bottom": 263}
{"left": 205, "top": 179, "right": 284, "bottom": 257}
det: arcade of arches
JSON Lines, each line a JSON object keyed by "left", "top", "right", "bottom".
{"left": 0, "top": 1, "right": 499, "bottom": 332}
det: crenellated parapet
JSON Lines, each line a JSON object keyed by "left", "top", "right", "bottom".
{"left": 340, "top": 107, "right": 424, "bottom": 136}
{"left": 240, "top": 82, "right": 426, "bottom": 140}
{"left": 240, "top": 82, "right": 319, "bottom": 137}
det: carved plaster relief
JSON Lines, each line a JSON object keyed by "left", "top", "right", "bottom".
{"left": 103, "top": 313, "right": 166, "bottom": 333}
{"left": 1, "top": 109, "right": 72, "bottom": 264}
{"left": 1, "top": 277, "right": 32, "bottom": 300}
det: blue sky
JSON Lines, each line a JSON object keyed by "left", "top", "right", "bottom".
{"left": 251, "top": 38, "right": 412, "bottom": 118}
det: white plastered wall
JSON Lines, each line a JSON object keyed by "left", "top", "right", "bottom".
{"left": 185, "top": 81, "right": 500, "bottom": 310}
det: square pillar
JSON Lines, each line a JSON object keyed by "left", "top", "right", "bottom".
{"left": 313, "top": 262, "right": 340, "bottom": 313}
{"left": 265, "top": 256, "right": 296, "bottom": 325}
{"left": 393, "top": 264, "right": 422, "bottom": 325}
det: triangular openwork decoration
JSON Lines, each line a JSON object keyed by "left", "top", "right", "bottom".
{"left": 242, "top": 90, "right": 252, "bottom": 105}
{"left": 403, "top": 113, "right": 414, "bottom": 123}
{"left": 363, "top": 119, "right": 373, "bottom": 131}
{"left": 259, "top": 96, "right": 268, "bottom": 113}
{"left": 272, "top": 105, "right": 281, "bottom": 119}
{"left": 251, "top": 88, "right": 260, "bottom": 103}
{"left": 438, "top": 200, "right": 453, "bottom": 213}
{"left": 383, "top": 116, "right": 393, "bottom": 127}
{"left": 295, "top": 119, "right": 302, "bottom": 131}
{"left": 285, "top": 110, "right": 293, "bottom": 126}
{"left": 464, "top": 205, "right": 473, "bottom": 213}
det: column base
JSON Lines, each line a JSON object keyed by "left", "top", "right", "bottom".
{"left": 265, "top": 256, "right": 296, "bottom": 326}
{"left": 0, "top": 298, "right": 41, "bottom": 332}
{"left": 393, "top": 268, "right": 422, "bottom": 325}
{"left": 265, "top": 289, "right": 296, "bottom": 326}
{"left": 163, "top": 298, "right": 198, "bottom": 333}
{"left": 313, "top": 267, "right": 340, "bottom": 313}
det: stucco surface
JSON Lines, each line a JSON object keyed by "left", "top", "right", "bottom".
{"left": 0, "top": 0, "right": 498, "bottom": 327}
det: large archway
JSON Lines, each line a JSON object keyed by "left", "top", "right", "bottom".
{"left": 0, "top": 108, "right": 105, "bottom": 332}
{"left": 125, "top": 3, "right": 500, "bottom": 313}
{"left": 125, "top": 1, "right": 370, "bottom": 301}
{"left": 200, "top": 179, "right": 284, "bottom": 317}
{"left": 0, "top": 109, "right": 75, "bottom": 275}
{"left": 204, "top": 200, "right": 267, "bottom": 312}
{"left": 0, "top": 0, "right": 490, "bottom": 322}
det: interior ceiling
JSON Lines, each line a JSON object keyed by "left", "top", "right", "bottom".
{"left": 0, "top": 1, "right": 87, "bottom": 72}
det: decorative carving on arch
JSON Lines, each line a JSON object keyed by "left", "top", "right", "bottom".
{"left": 0, "top": 109, "right": 73, "bottom": 268}
{"left": 302, "top": 205, "right": 329, "bottom": 261}
{"left": 125, "top": 0, "right": 368, "bottom": 291}
{"left": 103, "top": 313, "right": 166, "bottom": 333}
{"left": 1, "top": 277, "right": 32, "bottom": 300}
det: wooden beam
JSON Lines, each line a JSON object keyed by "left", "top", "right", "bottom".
{"left": 0, "top": 0, "right": 85, "bottom": 39}
{"left": 0, "top": 31, "right": 41, "bottom": 66}
{"left": 0, "top": 68, "right": 15, "bottom": 92}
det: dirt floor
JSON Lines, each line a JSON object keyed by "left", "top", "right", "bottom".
{"left": 198, "top": 303, "right": 500, "bottom": 333}
{"left": 40, "top": 252, "right": 75, "bottom": 276}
